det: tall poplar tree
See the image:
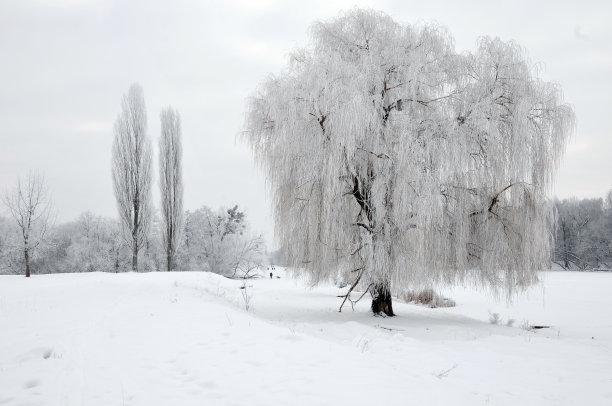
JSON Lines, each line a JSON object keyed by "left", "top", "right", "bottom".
{"left": 112, "top": 84, "right": 152, "bottom": 272}
{"left": 159, "top": 107, "right": 183, "bottom": 272}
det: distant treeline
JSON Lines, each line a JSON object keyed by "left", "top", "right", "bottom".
{"left": 0, "top": 205, "right": 265, "bottom": 276}
{"left": 554, "top": 191, "right": 612, "bottom": 270}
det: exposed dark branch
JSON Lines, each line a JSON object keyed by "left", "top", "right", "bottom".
{"left": 338, "top": 269, "right": 372, "bottom": 312}
{"left": 357, "top": 147, "right": 391, "bottom": 160}
{"left": 470, "top": 183, "right": 516, "bottom": 218}
{"left": 352, "top": 222, "right": 374, "bottom": 233}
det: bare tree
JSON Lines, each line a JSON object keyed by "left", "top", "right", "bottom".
{"left": 3, "top": 173, "right": 52, "bottom": 277}
{"left": 159, "top": 107, "right": 183, "bottom": 271}
{"left": 245, "top": 9, "right": 574, "bottom": 315}
{"left": 112, "top": 84, "right": 153, "bottom": 272}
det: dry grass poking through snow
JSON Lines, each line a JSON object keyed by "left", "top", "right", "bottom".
{"left": 400, "top": 288, "right": 456, "bottom": 308}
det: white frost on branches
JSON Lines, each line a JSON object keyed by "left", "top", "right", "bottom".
{"left": 181, "top": 206, "right": 265, "bottom": 277}
{"left": 245, "top": 9, "right": 574, "bottom": 298}
{"left": 2, "top": 173, "right": 52, "bottom": 277}
{"left": 159, "top": 107, "right": 184, "bottom": 272}
{"left": 112, "top": 84, "right": 153, "bottom": 272}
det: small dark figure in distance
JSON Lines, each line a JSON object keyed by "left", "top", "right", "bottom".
{"left": 270, "top": 272, "right": 273, "bottom": 279}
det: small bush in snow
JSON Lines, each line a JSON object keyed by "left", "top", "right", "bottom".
{"left": 400, "top": 289, "right": 456, "bottom": 308}
{"left": 488, "top": 312, "right": 501, "bottom": 325}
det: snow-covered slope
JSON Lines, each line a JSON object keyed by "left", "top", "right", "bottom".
{"left": 1, "top": 270, "right": 610, "bottom": 405}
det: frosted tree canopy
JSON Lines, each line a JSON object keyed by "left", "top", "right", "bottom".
{"left": 245, "top": 9, "right": 574, "bottom": 314}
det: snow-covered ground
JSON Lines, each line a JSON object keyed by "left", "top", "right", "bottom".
{"left": 1, "top": 269, "right": 610, "bottom": 405}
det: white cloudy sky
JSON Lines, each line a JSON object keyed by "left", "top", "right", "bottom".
{"left": 1, "top": 0, "right": 610, "bottom": 247}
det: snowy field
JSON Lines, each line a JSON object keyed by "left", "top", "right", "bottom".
{"left": 1, "top": 269, "right": 611, "bottom": 406}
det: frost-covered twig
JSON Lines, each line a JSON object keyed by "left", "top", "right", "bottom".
{"left": 434, "top": 364, "right": 458, "bottom": 379}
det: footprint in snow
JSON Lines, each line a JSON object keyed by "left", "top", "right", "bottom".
{"left": 24, "top": 379, "right": 40, "bottom": 389}
{"left": 199, "top": 381, "right": 216, "bottom": 389}
{"left": 278, "top": 334, "right": 302, "bottom": 342}
{"left": 17, "top": 347, "right": 54, "bottom": 362}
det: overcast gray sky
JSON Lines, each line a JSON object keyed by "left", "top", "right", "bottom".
{"left": 1, "top": 0, "right": 611, "bottom": 247}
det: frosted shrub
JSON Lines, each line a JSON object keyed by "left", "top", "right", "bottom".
{"left": 400, "top": 289, "right": 456, "bottom": 308}
{"left": 488, "top": 312, "right": 501, "bottom": 325}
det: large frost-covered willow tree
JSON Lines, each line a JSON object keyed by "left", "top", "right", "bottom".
{"left": 245, "top": 9, "right": 574, "bottom": 316}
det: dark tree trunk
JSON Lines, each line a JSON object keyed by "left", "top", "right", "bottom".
{"left": 167, "top": 231, "right": 173, "bottom": 271}
{"left": 561, "top": 222, "right": 570, "bottom": 269}
{"left": 132, "top": 244, "right": 138, "bottom": 272}
{"left": 351, "top": 162, "right": 395, "bottom": 316}
{"left": 24, "top": 248, "right": 31, "bottom": 278}
{"left": 133, "top": 198, "right": 139, "bottom": 272}
{"left": 371, "top": 282, "right": 394, "bottom": 316}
